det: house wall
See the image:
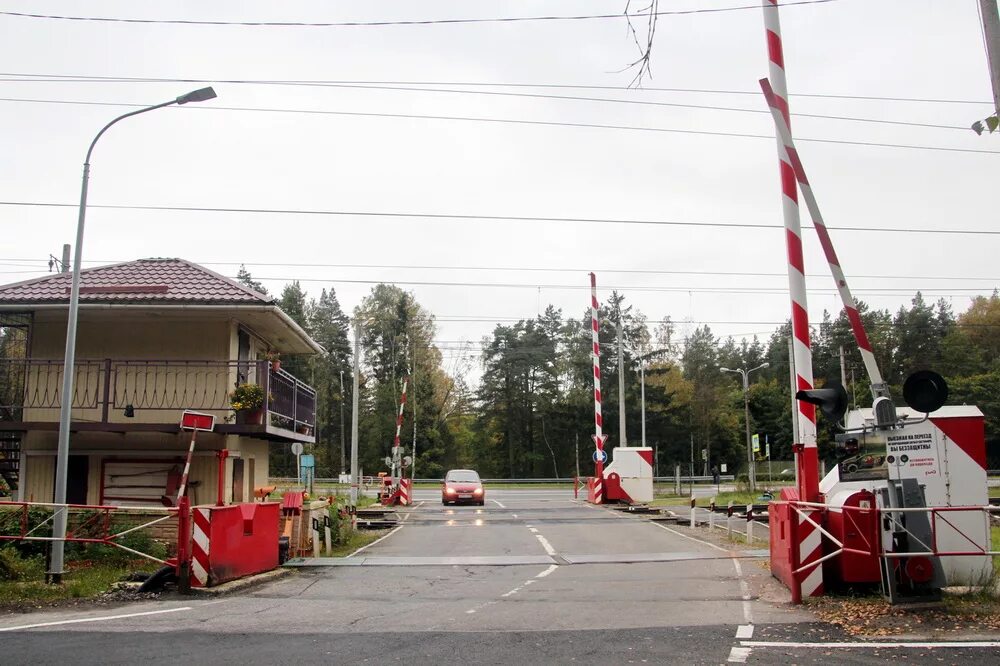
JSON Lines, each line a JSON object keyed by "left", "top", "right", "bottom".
{"left": 20, "top": 430, "right": 272, "bottom": 508}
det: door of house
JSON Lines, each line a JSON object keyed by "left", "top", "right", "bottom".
{"left": 237, "top": 328, "right": 252, "bottom": 384}
{"left": 66, "top": 455, "right": 88, "bottom": 505}
{"left": 232, "top": 457, "right": 245, "bottom": 503}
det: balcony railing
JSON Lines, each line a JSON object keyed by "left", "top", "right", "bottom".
{"left": 0, "top": 358, "right": 315, "bottom": 441}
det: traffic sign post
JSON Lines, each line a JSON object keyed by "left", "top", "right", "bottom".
{"left": 291, "top": 442, "right": 304, "bottom": 485}
{"left": 592, "top": 449, "right": 608, "bottom": 464}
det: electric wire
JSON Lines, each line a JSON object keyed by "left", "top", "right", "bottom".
{"left": 1, "top": 71, "right": 990, "bottom": 106}
{"left": 2, "top": 200, "right": 999, "bottom": 235}
{"left": 0, "top": 1, "right": 840, "bottom": 28}
{"left": 0, "top": 97, "right": 995, "bottom": 155}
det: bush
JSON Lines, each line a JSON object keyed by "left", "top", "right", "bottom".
{"left": 0, "top": 546, "right": 43, "bottom": 581}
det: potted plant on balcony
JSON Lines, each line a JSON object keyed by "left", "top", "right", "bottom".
{"left": 266, "top": 350, "right": 281, "bottom": 372}
{"left": 230, "top": 383, "right": 265, "bottom": 425}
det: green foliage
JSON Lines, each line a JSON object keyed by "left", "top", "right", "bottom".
{"left": 0, "top": 546, "right": 43, "bottom": 581}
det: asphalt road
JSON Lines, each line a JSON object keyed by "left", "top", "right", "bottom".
{"left": 2, "top": 489, "right": 996, "bottom": 664}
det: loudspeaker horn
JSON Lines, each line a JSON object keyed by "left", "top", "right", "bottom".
{"left": 796, "top": 382, "right": 849, "bottom": 423}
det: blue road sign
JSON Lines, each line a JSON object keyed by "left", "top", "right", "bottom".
{"left": 300, "top": 454, "right": 315, "bottom": 469}
{"left": 592, "top": 449, "right": 608, "bottom": 464}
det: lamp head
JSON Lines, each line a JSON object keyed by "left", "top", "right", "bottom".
{"left": 176, "top": 87, "right": 217, "bottom": 105}
{"left": 719, "top": 367, "right": 730, "bottom": 373}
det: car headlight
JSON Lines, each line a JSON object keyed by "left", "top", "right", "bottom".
{"left": 445, "top": 487, "right": 457, "bottom": 494}
{"left": 473, "top": 488, "right": 483, "bottom": 495}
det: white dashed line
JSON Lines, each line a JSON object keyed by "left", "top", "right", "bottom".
{"left": 536, "top": 564, "right": 559, "bottom": 578}
{"left": 735, "top": 625, "right": 754, "bottom": 639}
{"left": 743, "top": 640, "right": 1000, "bottom": 649}
{"left": 534, "top": 533, "right": 557, "bottom": 556}
{"left": 727, "top": 646, "right": 751, "bottom": 663}
{"left": 528, "top": 527, "right": 539, "bottom": 533}
{"left": 491, "top": 499, "right": 506, "bottom": 508}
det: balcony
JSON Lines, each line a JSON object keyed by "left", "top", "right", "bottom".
{"left": 0, "top": 358, "right": 316, "bottom": 443}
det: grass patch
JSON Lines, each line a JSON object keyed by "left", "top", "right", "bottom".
{"left": 0, "top": 550, "right": 156, "bottom": 607}
{"left": 989, "top": 486, "right": 999, "bottom": 499}
{"left": 323, "top": 529, "right": 389, "bottom": 558}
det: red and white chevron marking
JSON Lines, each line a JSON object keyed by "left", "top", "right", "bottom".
{"left": 589, "top": 272, "right": 605, "bottom": 504}
{"left": 795, "top": 508, "right": 825, "bottom": 598}
{"left": 191, "top": 507, "right": 211, "bottom": 588}
{"left": 762, "top": 0, "right": 818, "bottom": 500}
{"left": 399, "top": 478, "right": 411, "bottom": 506}
{"left": 759, "top": 78, "right": 884, "bottom": 388}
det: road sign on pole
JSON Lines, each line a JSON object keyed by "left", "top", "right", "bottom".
{"left": 592, "top": 449, "right": 608, "bottom": 464}
{"left": 701, "top": 448, "right": 708, "bottom": 462}
{"left": 752, "top": 433, "right": 760, "bottom": 454}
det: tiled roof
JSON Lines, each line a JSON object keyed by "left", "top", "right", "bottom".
{"left": 0, "top": 258, "right": 273, "bottom": 305}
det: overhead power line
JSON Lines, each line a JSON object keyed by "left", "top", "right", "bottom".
{"left": 0, "top": 75, "right": 969, "bottom": 132}
{"left": 0, "top": 257, "right": 993, "bottom": 283}
{"left": 0, "top": 1, "right": 839, "bottom": 28}
{"left": 2, "top": 200, "right": 998, "bottom": 235}
{"left": 1, "top": 96, "right": 995, "bottom": 155}
{"left": 3, "top": 71, "right": 991, "bottom": 106}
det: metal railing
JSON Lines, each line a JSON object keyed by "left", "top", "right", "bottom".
{"left": 0, "top": 358, "right": 315, "bottom": 433}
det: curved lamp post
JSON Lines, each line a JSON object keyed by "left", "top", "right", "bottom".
{"left": 720, "top": 362, "right": 769, "bottom": 493}
{"left": 49, "top": 87, "right": 217, "bottom": 583}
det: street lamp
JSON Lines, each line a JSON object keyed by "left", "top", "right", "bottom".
{"left": 49, "top": 87, "right": 217, "bottom": 583}
{"left": 720, "top": 362, "right": 769, "bottom": 493}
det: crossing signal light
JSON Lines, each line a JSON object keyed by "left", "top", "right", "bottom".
{"left": 796, "top": 382, "right": 849, "bottom": 423}
{"left": 903, "top": 370, "right": 948, "bottom": 414}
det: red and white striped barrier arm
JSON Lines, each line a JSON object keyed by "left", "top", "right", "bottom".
{"left": 394, "top": 376, "right": 409, "bottom": 452}
{"left": 759, "top": 78, "right": 885, "bottom": 388}
{"left": 589, "top": 272, "right": 606, "bottom": 504}
{"left": 191, "top": 507, "right": 210, "bottom": 587}
{"left": 762, "top": 0, "right": 818, "bottom": 502}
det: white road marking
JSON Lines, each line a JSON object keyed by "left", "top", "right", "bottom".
{"left": 732, "top": 558, "right": 754, "bottom": 625}
{"left": 743, "top": 640, "right": 1000, "bottom": 649}
{"left": 735, "top": 625, "right": 754, "bottom": 639}
{"left": 528, "top": 527, "right": 539, "bottom": 533}
{"left": 347, "top": 524, "right": 404, "bottom": 557}
{"left": 491, "top": 499, "right": 506, "bottom": 508}
{"left": 536, "top": 564, "right": 559, "bottom": 578}
{"left": 727, "top": 647, "right": 751, "bottom": 663}
{"left": 523, "top": 579, "right": 536, "bottom": 586}
{"left": 534, "top": 533, "right": 557, "bottom": 556}
{"left": 648, "top": 521, "right": 729, "bottom": 553}
{"left": 501, "top": 587, "right": 521, "bottom": 598}
{"left": 0, "top": 606, "right": 193, "bottom": 632}
{"left": 512, "top": 513, "right": 518, "bottom": 518}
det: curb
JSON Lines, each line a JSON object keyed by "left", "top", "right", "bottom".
{"left": 186, "top": 567, "right": 293, "bottom": 596}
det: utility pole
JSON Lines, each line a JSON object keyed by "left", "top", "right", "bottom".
{"left": 640, "top": 360, "right": 646, "bottom": 448}
{"left": 981, "top": 0, "right": 1000, "bottom": 114}
{"left": 575, "top": 432, "right": 580, "bottom": 480}
{"left": 788, "top": 337, "right": 799, "bottom": 489}
{"left": 617, "top": 322, "right": 626, "bottom": 447}
{"left": 839, "top": 346, "right": 847, "bottom": 388}
{"left": 61, "top": 244, "right": 70, "bottom": 273}
{"left": 339, "top": 370, "right": 346, "bottom": 474}
{"left": 349, "top": 321, "right": 361, "bottom": 516}
{"left": 411, "top": 335, "right": 418, "bottom": 481}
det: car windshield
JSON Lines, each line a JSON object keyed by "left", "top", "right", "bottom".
{"left": 446, "top": 471, "right": 480, "bottom": 483}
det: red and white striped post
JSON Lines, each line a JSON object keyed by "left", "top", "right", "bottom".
{"left": 762, "top": 0, "right": 823, "bottom": 601}
{"left": 762, "top": 0, "right": 818, "bottom": 503}
{"left": 759, "top": 78, "right": 885, "bottom": 389}
{"left": 590, "top": 273, "right": 607, "bottom": 504}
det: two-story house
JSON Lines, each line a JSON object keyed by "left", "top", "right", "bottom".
{"left": 0, "top": 257, "right": 321, "bottom": 507}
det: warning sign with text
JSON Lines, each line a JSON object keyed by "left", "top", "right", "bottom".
{"left": 886, "top": 430, "right": 939, "bottom": 478}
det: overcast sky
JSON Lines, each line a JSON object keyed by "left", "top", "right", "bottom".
{"left": 1, "top": 0, "right": 997, "bottom": 380}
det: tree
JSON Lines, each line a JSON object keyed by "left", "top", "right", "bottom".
{"left": 235, "top": 265, "right": 268, "bottom": 295}
{"left": 308, "top": 288, "right": 353, "bottom": 476}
